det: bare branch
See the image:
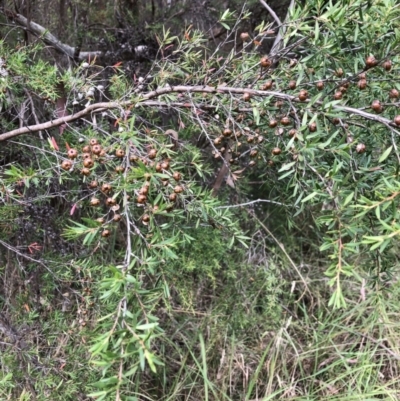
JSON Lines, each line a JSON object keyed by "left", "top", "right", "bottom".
{"left": 0, "top": 85, "right": 396, "bottom": 142}
{"left": 1, "top": 9, "right": 102, "bottom": 60}
{"left": 258, "top": 0, "right": 282, "bottom": 27}
{"left": 270, "top": 0, "right": 295, "bottom": 55}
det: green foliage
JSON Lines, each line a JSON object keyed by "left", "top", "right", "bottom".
{"left": 3, "top": 0, "right": 400, "bottom": 400}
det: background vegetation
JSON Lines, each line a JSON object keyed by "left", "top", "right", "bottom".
{"left": 1, "top": 0, "right": 400, "bottom": 400}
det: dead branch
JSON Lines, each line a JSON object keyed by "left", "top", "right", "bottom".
{"left": 0, "top": 8, "right": 102, "bottom": 61}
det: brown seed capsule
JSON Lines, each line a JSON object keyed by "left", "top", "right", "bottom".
{"left": 89, "top": 138, "right": 98, "bottom": 146}
{"left": 333, "top": 91, "right": 343, "bottom": 100}
{"left": 90, "top": 197, "right": 101, "bottom": 207}
{"left": 101, "top": 183, "right": 112, "bottom": 193}
{"left": 316, "top": 81, "right": 324, "bottom": 90}
{"left": 169, "top": 193, "right": 177, "bottom": 202}
{"left": 82, "top": 145, "right": 91, "bottom": 153}
{"left": 332, "top": 118, "right": 340, "bottom": 125}
{"left": 250, "top": 149, "right": 258, "bottom": 158}
{"left": 82, "top": 152, "right": 91, "bottom": 159}
{"left": 223, "top": 128, "right": 232, "bottom": 137}
{"left": 247, "top": 136, "right": 255, "bottom": 143}
{"left": 272, "top": 147, "right": 281, "bottom": 155}
{"left": 357, "top": 79, "right": 367, "bottom": 90}
{"left": 236, "top": 113, "right": 244, "bottom": 122}
{"left": 113, "top": 214, "right": 122, "bottom": 222}
{"left": 262, "top": 80, "right": 273, "bottom": 90}
{"left": 214, "top": 136, "right": 223, "bottom": 146}
{"left": 142, "top": 214, "right": 150, "bottom": 224}
{"left": 105, "top": 197, "right": 117, "bottom": 207}
{"left": 115, "top": 149, "right": 125, "bottom": 158}
{"left": 137, "top": 194, "right": 147, "bottom": 204}
{"left": 260, "top": 56, "right": 272, "bottom": 68}
{"left": 81, "top": 167, "right": 91, "bottom": 176}
{"left": 358, "top": 72, "right": 366, "bottom": 80}
{"left": 248, "top": 160, "right": 256, "bottom": 167}
{"left": 88, "top": 180, "right": 98, "bottom": 189}
{"left": 148, "top": 149, "right": 157, "bottom": 159}
{"left": 155, "top": 163, "right": 162, "bottom": 172}
{"left": 101, "top": 229, "right": 111, "bottom": 238}
{"left": 288, "top": 129, "right": 297, "bottom": 138}
{"left": 366, "top": 55, "right": 377, "bottom": 68}
{"left": 240, "top": 32, "right": 250, "bottom": 42}
{"left": 275, "top": 100, "right": 284, "bottom": 108}
{"left": 394, "top": 115, "right": 400, "bottom": 126}
{"left": 281, "top": 116, "right": 291, "bottom": 126}
{"left": 309, "top": 122, "right": 317, "bottom": 132}
{"left": 115, "top": 166, "right": 125, "bottom": 173}
{"left": 61, "top": 160, "right": 72, "bottom": 171}
{"left": 298, "top": 89, "right": 308, "bottom": 102}
{"left": 299, "top": 89, "right": 308, "bottom": 97}
{"left": 96, "top": 217, "right": 105, "bottom": 224}
{"left": 99, "top": 150, "right": 107, "bottom": 157}
{"left": 268, "top": 160, "right": 274, "bottom": 166}
{"left": 371, "top": 99, "right": 382, "bottom": 113}
{"left": 174, "top": 185, "right": 184, "bottom": 193}
{"left": 389, "top": 89, "right": 399, "bottom": 99}
{"left": 243, "top": 92, "right": 251, "bottom": 102}
{"left": 139, "top": 186, "right": 149, "bottom": 195}
{"left": 173, "top": 172, "right": 181, "bottom": 181}
{"left": 67, "top": 148, "right": 78, "bottom": 159}
{"left": 92, "top": 144, "right": 102, "bottom": 155}
{"left": 335, "top": 68, "right": 344, "bottom": 77}
{"left": 83, "top": 158, "right": 94, "bottom": 168}
{"left": 161, "top": 161, "right": 170, "bottom": 170}
{"left": 298, "top": 93, "right": 307, "bottom": 102}
{"left": 356, "top": 143, "right": 366, "bottom": 154}
{"left": 288, "top": 80, "right": 297, "bottom": 90}
{"left": 269, "top": 119, "right": 278, "bottom": 128}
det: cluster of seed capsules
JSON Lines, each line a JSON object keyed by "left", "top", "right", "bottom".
{"left": 224, "top": 54, "right": 400, "bottom": 161}
{"left": 60, "top": 137, "right": 184, "bottom": 238}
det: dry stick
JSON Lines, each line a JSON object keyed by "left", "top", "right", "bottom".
{"left": 259, "top": 0, "right": 282, "bottom": 26}
{"left": 262, "top": 0, "right": 296, "bottom": 55}
{"left": 24, "top": 89, "right": 43, "bottom": 139}
{"left": 212, "top": 139, "right": 233, "bottom": 196}
{"left": 0, "top": 85, "right": 397, "bottom": 142}
{"left": 1, "top": 9, "right": 102, "bottom": 60}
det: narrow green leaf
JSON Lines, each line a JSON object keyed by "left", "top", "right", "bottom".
{"left": 301, "top": 191, "right": 319, "bottom": 203}
{"left": 343, "top": 192, "right": 354, "bottom": 206}
{"left": 379, "top": 145, "right": 392, "bottom": 163}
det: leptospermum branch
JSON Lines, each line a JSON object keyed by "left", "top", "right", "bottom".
{"left": 0, "top": 85, "right": 396, "bottom": 141}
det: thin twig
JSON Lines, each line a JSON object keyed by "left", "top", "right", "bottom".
{"left": 259, "top": 0, "right": 282, "bottom": 26}
{"left": 216, "top": 198, "right": 292, "bottom": 208}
